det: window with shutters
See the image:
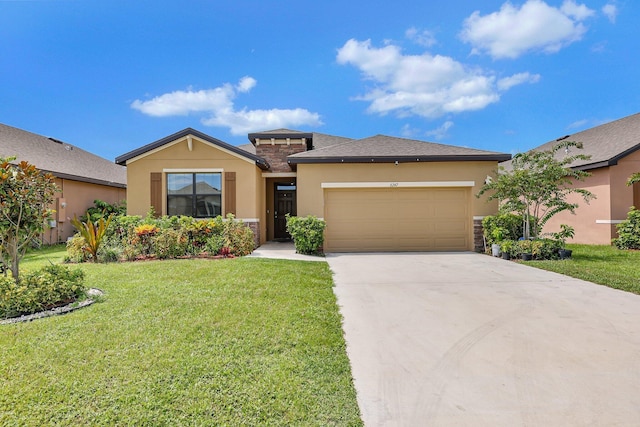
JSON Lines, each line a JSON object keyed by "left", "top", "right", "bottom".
{"left": 167, "top": 173, "right": 222, "bottom": 218}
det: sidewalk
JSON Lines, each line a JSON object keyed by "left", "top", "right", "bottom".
{"left": 246, "top": 241, "right": 326, "bottom": 262}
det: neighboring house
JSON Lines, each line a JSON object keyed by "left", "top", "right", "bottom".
{"left": 116, "top": 128, "right": 510, "bottom": 252}
{"left": 0, "top": 123, "right": 127, "bottom": 244}
{"left": 503, "top": 112, "right": 640, "bottom": 245}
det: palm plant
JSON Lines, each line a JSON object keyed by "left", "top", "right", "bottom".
{"left": 70, "top": 213, "right": 113, "bottom": 262}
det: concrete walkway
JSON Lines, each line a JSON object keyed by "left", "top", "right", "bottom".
{"left": 326, "top": 252, "right": 640, "bottom": 426}
{"left": 246, "top": 240, "right": 326, "bottom": 262}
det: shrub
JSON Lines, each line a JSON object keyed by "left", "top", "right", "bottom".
{"left": 97, "top": 244, "right": 122, "bottom": 263}
{"left": 134, "top": 224, "right": 159, "bottom": 256}
{"left": 67, "top": 213, "right": 255, "bottom": 261}
{"left": 614, "top": 207, "right": 640, "bottom": 249}
{"left": 153, "top": 228, "right": 189, "bottom": 259}
{"left": 0, "top": 265, "right": 86, "bottom": 319}
{"left": 482, "top": 214, "right": 529, "bottom": 246}
{"left": 66, "top": 236, "right": 88, "bottom": 263}
{"left": 183, "top": 218, "right": 222, "bottom": 254}
{"left": 222, "top": 215, "right": 255, "bottom": 256}
{"left": 530, "top": 239, "right": 562, "bottom": 260}
{"left": 204, "top": 234, "right": 226, "bottom": 255}
{"left": 80, "top": 199, "right": 126, "bottom": 224}
{"left": 504, "top": 238, "right": 562, "bottom": 260}
{"left": 499, "top": 239, "right": 517, "bottom": 258}
{"left": 286, "top": 215, "right": 326, "bottom": 255}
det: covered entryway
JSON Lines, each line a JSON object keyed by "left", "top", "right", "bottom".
{"left": 273, "top": 182, "right": 296, "bottom": 240}
{"left": 323, "top": 184, "right": 472, "bottom": 252}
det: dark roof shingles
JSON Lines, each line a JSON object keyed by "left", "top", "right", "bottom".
{"left": 509, "top": 112, "right": 640, "bottom": 170}
{"left": 288, "top": 134, "right": 510, "bottom": 162}
{"left": 0, "top": 123, "right": 126, "bottom": 187}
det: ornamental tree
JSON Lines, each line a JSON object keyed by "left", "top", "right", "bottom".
{"left": 627, "top": 173, "right": 640, "bottom": 186}
{"left": 477, "top": 141, "right": 595, "bottom": 240}
{"left": 0, "top": 157, "right": 58, "bottom": 281}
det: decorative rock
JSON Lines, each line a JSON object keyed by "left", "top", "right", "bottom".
{"left": 0, "top": 288, "right": 104, "bottom": 325}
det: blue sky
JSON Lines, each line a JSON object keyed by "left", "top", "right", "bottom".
{"left": 1, "top": 0, "right": 635, "bottom": 161}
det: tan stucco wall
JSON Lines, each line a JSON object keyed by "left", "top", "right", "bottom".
{"left": 296, "top": 161, "right": 500, "bottom": 217}
{"left": 124, "top": 136, "right": 265, "bottom": 243}
{"left": 45, "top": 178, "right": 126, "bottom": 244}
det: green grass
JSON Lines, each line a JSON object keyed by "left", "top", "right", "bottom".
{"left": 22, "top": 244, "right": 68, "bottom": 271}
{"left": 523, "top": 244, "right": 640, "bottom": 294}
{"left": 0, "top": 255, "right": 362, "bottom": 426}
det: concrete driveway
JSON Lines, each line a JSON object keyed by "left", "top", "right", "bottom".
{"left": 326, "top": 252, "right": 640, "bottom": 426}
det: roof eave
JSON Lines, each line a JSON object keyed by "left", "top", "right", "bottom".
{"left": 248, "top": 132, "right": 313, "bottom": 145}
{"left": 116, "top": 128, "right": 270, "bottom": 169}
{"left": 45, "top": 170, "right": 127, "bottom": 188}
{"left": 288, "top": 154, "right": 512, "bottom": 164}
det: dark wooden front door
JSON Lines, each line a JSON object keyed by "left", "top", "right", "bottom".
{"left": 274, "top": 183, "right": 296, "bottom": 240}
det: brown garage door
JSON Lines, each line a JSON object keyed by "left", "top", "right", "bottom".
{"left": 324, "top": 187, "right": 471, "bottom": 252}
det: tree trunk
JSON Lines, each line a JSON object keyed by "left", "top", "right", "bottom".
{"left": 8, "top": 235, "right": 19, "bottom": 282}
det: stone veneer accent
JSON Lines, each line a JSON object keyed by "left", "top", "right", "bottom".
{"left": 255, "top": 140, "right": 306, "bottom": 172}
{"left": 473, "top": 218, "right": 485, "bottom": 252}
{"left": 243, "top": 219, "right": 260, "bottom": 248}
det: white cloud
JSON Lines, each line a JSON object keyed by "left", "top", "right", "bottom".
{"left": 425, "top": 121, "right": 454, "bottom": 140}
{"left": 561, "top": 0, "right": 595, "bottom": 20}
{"left": 497, "top": 72, "right": 541, "bottom": 91}
{"left": 460, "top": 0, "right": 595, "bottom": 59}
{"left": 567, "top": 118, "right": 588, "bottom": 129}
{"left": 336, "top": 38, "right": 538, "bottom": 119}
{"left": 400, "top": 123, "right": 421, "bottom": 138}
{"left": 131, "top": 85, "right": 235, "bottom": 117}
{"left": 202, "top": 107, "right": 323, "bottom": 135}
{"left": 405, "top": 27, "right": 437, "bottom": 47}
{"left": 602, "top": 4, "right": 618, "bottom": 23}
{"left": 236, "top": 76, "right": 257, "bottom": 93}
{"left": 131, "top": 77, "right": 322, "bottom": 135}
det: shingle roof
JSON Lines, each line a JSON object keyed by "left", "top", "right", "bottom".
{"left": 506, "top": 112, "right": 640, "bottom": 170}
{"left": 116, "top": 128, "right": 270, "bottom": 170}
{"left": 311, "top": 132, "right": 353, "bottom": 149}
{"left": 0, "top": 123, "right": 126, "bottom": 188}
{"left": 288, "top": 134, "right": 511, "bottom": 164}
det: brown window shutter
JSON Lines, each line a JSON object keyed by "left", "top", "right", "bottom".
{"left": 150, "top": 172, "right": 162, "bottom": 217}
{"left": 224, "top": 172, "right": 236, "bottom": 215}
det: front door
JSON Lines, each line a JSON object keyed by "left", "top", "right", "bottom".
{"left": 274, "top": 183, "right": 296, "bottom": 240}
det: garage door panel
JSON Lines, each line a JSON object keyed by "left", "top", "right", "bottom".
{"left": 324, "top": 187, "right": 471, "bottom": 252}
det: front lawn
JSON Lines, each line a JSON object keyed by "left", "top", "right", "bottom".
{"left": 523, "top": 244, "right": 640, "bottom": 294}
{"left": 0, "top": 256, "right": 362, "bottom": 426}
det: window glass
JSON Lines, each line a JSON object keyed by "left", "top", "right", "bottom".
{"left": 167, "top": 173, "right": 222, "bottom": 218}
{"left": 167, "top": 174, "right": 193, "bottom": 194}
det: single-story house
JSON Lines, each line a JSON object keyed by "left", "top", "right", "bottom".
{"left": 505, "top": 112, "right": 640, "bottom": 245}
{"left": 116, "top": 128, "right": 511, "bottom": 252}
{"left": 0, "top": 123, "right": 127, "bottom": 243}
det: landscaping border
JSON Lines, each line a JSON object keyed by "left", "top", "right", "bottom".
{"left": 0, "top": 288, "right": 104, "bottom": 325}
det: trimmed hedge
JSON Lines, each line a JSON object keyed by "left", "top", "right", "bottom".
{"left": 286, "top": 215, "right": 326, "bottom": 255}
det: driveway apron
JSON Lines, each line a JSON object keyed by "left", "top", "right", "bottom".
{"left": 326, "top": 252, "right": 640, "bottom": 426}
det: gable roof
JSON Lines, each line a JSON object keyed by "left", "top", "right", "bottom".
{"left": 115, "top": 128, "right": 270, "bottom": 170}
{"left": 0, "top": 123, "right": 126, "bottom": 188}
{"left": 288, "top": 134, "right": 511, "bottom": 164}
{"left": 509, "top": 112, "right": 640, "bottom": 170}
